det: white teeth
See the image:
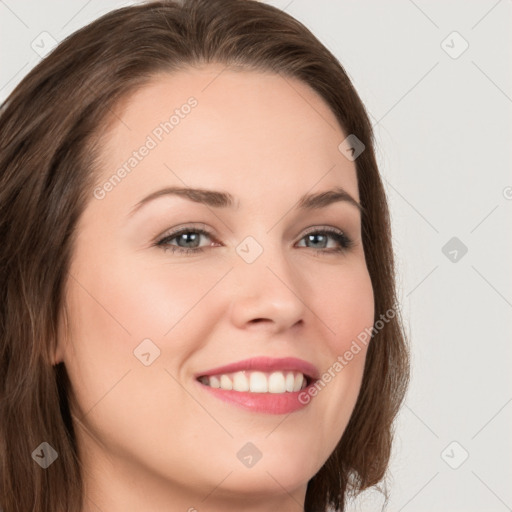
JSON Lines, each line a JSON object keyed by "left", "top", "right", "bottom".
{"left": 209, "top": 375, "right": 220, "bottom": 388}
{"left": 285, "top": 372, "right": 295, "bottom": 392}
{"left": 268, "top": 372, "right": 286, "bottom": 393}
{"left": 293, "top": 373, "right": 304, "bottom": 392}
{"left": 232, "top": 371, "right": 249, "bottom": 392}
{"left": 220, "top": 374, "right": 232, "bottom": 390}
{"left": 250, "top": 371, "right": 268, "bottom": 393}
{"left": 200, "top": 370, "right": 309, "bottom": 393}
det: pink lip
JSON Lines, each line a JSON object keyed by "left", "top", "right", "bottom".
{"left": 196, "top": 384, "right": 316, "bottom": 414}
{"left": 194, "top": 356, "right": 320, "bottom": 415}
{"left": 195, "top": 356, "right": 320, "bottom": 380}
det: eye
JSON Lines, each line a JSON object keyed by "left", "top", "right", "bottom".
{"left": 155, "top": 225, "right": 215, "bottom": 255}
{"left": 295, "top": 227, "right": 353, "bottom": 254}
{"left": 155, "top": 225, "right": 354, "bottom": 255}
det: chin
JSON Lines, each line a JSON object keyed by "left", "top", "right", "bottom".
{"left": 210, "top": 463, "right": 312, "bottom": 500}
{"left": 221, "top": 444, "right": 324, "bottom": 495}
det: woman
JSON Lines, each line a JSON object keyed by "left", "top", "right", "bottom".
{"left": 0, "top": 1, "right": 409, "bottom": 510}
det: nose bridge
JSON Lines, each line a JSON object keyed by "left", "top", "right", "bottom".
{"left": 229, "top": 230, "right": 306, "bottom": 329}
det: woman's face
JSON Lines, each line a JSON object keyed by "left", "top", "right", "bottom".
{"left": 57, "top": 64, "right": 374, "bottom": 510}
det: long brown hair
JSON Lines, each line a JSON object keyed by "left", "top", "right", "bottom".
{"left": 0, "top": 1, "right": 409, "bottom": 510}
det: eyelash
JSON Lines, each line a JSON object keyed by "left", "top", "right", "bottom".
{"left": 155, "top": 225, "right": 354, "bottom": 256}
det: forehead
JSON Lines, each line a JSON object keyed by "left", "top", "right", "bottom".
{"left": 94, "top": 64, "right": 358, "bottom": 205}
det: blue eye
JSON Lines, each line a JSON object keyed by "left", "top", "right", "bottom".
{"left": 156, "top": 227, "right": 213, "bottom": 255}
{"left": 297, "top": 228, "right": 353, "bottom": 252}
{"left": 156, "top": 226, "right": 353, "bottom": 255}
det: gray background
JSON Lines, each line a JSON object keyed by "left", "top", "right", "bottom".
{"left": 1, "top": 1, "right": 511, "bottom": 510}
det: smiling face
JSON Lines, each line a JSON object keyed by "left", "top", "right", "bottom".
{"left": 57, "top": 64, "right": 375, "bottom": 511}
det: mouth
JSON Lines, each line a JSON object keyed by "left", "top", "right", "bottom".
{"left": 194, "top": 357, "right": 319, "bottom": 414}
{"left": 197, "top": 370, "right": 311, "bottom": 393}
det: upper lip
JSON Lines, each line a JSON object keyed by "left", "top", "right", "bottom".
{"left": 195, "top": 356, "right": 320, "bottom": 381}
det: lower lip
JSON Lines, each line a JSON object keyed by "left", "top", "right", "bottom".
{"left": 196, "top": 380, "right": 315, "bottom": 414}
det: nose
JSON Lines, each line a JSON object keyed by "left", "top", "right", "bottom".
{"left": 228, "top": 241, "right": 307, "bottom": 333}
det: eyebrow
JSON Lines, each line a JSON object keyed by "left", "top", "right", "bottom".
{"left": 128, "top": 185, "right": 364, "bottom": 217}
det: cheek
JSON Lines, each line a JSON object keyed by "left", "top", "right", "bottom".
{"left": 311, "top": 259, "right": 375, "bottom": 356}
{"left": 304, "top": 260, "right": 374, "bottom": 430}
{"left": 62, "top": 249, "right": 230, "bottom": 380}
{"left": 105, "top": 254, "right": 233, "bottom": 363}
{"left": 61, "top": 266, "right": 137, "bottom": 414}
{"left": 61, "top": 253, "right": 219, "bottom": 465}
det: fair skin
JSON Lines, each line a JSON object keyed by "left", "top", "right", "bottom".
{"left": 55, "top": 64, "right": 374, "bottom": 512}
